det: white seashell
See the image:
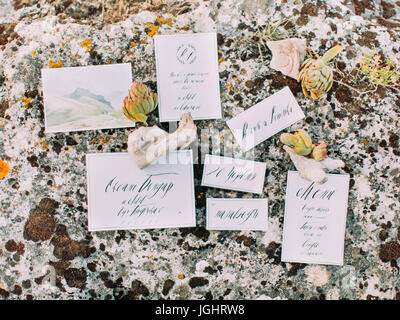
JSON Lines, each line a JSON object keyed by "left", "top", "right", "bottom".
{"left": 283, "top": 145, "right": 345, "bottom": 184}
{"left": 127, "top": 112, "right": 197, "bottom": 169}
{"left": 267, "top": 38, "right": 306, "bottom": 79}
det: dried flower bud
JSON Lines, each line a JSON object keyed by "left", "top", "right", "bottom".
{"left": 310, "top": 142, "right": 328, "bottom": 161}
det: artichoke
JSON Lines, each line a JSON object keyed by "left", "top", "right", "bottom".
{"left": 298, "top": 45, "right": 342, "bottom": 100}
{"left": 122, "top": 81, "right": 158, "bottom": 125}
{"left": 280, "top": 130, "right": 313, "bottom": 156}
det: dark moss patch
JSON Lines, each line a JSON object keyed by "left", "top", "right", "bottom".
{"left": 130, "top": 280, "right": 150, "bottom": 298}
{"left": 288, "top": 263, "right": 307, "bottom": 276}
{"left": 5, "top": 239, "right": 17, "bottom": 252}
{"left": 179, "top": 226, "right": 210, "bottom": 241}
{"left": 236, "top": 235, "right": 256, "bottom": 247}
{"left": 162, "top": 279, "right": 175, "bottom": 296}
{"left": 189, "top": 277, "right": 209, "bottom": 288}
{"left": 51, "top": 224, "right": 94, "bottom": 261}
{"left": 0, "top": 99, "right": 9, "bottom": 118}
{"left": 23, "top": 206, "right": 57, "bottom": 242}
{"left": 379, "top": 241, "right": 400, "bottom": 262}
{"left": 64, "top": 268, "right": 87, "bottom": 289}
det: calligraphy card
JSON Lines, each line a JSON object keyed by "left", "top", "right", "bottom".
{"left": 281, "top": 171, "right": 350, "bottom": 266}
{"left": 86, "top": 150, "right": 196, "bottom": 231}
{"left": 206, "top": 198, "right": 268, "bottom": 231}
{"left": 42, "top": 63, "right": 134, "bottom": 133}
{"left": 226, "top": 86, "right": 305, "bottom": 152}
{"left": 154, "top": 33, "right": 222, "bottom": 122}
{"left": 201, "top": 154, "right": 267, "bottom": 194}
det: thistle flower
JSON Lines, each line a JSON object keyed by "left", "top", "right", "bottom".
{"left": 310, "top": 142, "right": 328, "bottom": 161}
{"left": 298, "top": 45, "right": 342, "bottom": 100}
{"left": 280, "top": 129, "right": 313, "bottom": 156}
{"left": 122, "top": 81, "right": 157, "bottom": 125}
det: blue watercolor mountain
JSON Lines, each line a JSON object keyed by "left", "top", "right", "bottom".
{"left": 67, "top": 88, "right": 113, "bottom": 110}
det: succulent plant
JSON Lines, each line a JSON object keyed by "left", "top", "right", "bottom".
{"left": 280, "top": 130, "right": 313, "bottom": 156}
{"left": 281, "top": 130, "right": 328, "bottom": 161}
{"left": 298, "top": 45, "right": 342, "bottom": 100}
{"left": 310, "top": 142, "right": 328, "bottom": 161}
{"left": 122, "top": 81, "right": 158, "bottom": 125}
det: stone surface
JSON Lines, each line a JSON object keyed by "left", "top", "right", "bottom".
{"left": 0, "top": 0, "right": 399, "bottom": 300}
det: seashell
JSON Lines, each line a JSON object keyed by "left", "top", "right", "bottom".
{"left": 122, "top": 81, "right": 158, "bottom": 125}
{"left": 283, "top": 145, "right": 345, "bottom": 184}
{"left": 127, "top": 112, "right": 197, "bottom": 169}
{"left": 266, "top": 38, "right": 306, "bottom": 79}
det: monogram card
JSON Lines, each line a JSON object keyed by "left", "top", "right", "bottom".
{"left": 206, "top": 198, "right": 268, "bottom": 231}
{"left": 86, "top": 150, "right": 196, "bottom": 231}
{"left": 226, "top": 86, "right": 305, "bottom": 152}
{"left": 154, "top": 33, "right": 222, "bottom": 121}
{"left": 201, "top": 154, "right": 267, "bottom": 194}
{"left": 281, "top": 171, "right": 350, "bottom": 265}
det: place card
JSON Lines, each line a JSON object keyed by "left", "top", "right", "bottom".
{"left": 281, "top": 171, "right": 350, "bottom": 266}
{"left": 42, "top": 63, "right": 133, "bottom": 133}
{"left": 206, "top": 198, "right": 268, "bottom": 231}
{"left": 226, "top": 86, "right": 305, "bottom": 152}
{"left": 154, "top": 33, "right": 222, "bottom": 122}
{"left": 201, "top": 154, "right": 267, "bottom": 194}
{"left": 86, "top": 150, "right": 196, "bottom": 231}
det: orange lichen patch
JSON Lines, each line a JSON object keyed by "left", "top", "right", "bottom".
{"left": 140, "top": 39, "right": 147, "bottom": 44}
{"left": 106, "top": 59, "right": 112, "bottom": 64}
{"left": 31, "top": 50, "right": 36, "bottom": 57}
{"left": 178, "top": 274, "right": 185, "bottom": 280}
{"left": 218, "top": 57, "right": 226, "bottom": 64}
{"left": 80, "top": 38, "right": 93, "bottom": 53}
{"left": 362, "top": 139, "right": 368, "bottom": 145}
{"left": 155, "top": 16, "right": 173, "bottom": 27}
{"left": 131, "top": 41, "right": 137, "bottom": 47}
{"left": 149, "top": 255, "right": 154, "bottom": 259}
{"left": 145, "top": 22, "right": 159, "bottom": 37}
{"left": 0, "top": 159, "right": 10, "bottom": 179}
{"left": 48, "top": 60, "right": 63, "bottom": 68}
{"left": 176, "top": 26, "right": 189, "bottom": 31}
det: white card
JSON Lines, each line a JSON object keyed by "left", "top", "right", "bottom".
{"left": 42, "top": 63, "right": 134, "bottom": 133}
{"left": 281, "top": 171, "right": 350, "bottom": 266}
{"left": 226, "top": 87, "right": 305, "bottom": 152}
{"left": 206, "top": 198, "right": 268, "bottom": 231}
{"left": 154, "top": 33, "right": 222, "bottom": 122}
{"left": 201, "top": 154, "right": 267, "bottom": 194}
{"left": 86, "top": 150, "right": 196, "bottom": 231}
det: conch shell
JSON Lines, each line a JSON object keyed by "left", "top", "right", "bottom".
{"left": 127, "top": 112, "right": 197, "bottom": 169}
{"left": 266, "top": 38, "right": 306, "bottom": 79}
{"left": 283, "top": 145, "right": 345, "bottom": 184}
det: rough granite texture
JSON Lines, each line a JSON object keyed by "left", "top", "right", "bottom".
{"left": 0, "top": 0, "right": 399, "bottom": 300}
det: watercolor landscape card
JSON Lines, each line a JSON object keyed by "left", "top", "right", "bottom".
{"left": 41, "top": 63, "right": 134, "bottom": 133}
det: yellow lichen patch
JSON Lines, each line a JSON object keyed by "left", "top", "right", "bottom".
{"left": 218, "top": 57, "right": 226, "bottom": 64}
{"left": 178, "top": 274, "right": 185, "bottom": 280}
{"left": 361, "top": 139, "right": 368, "bottom": 145}
{"left": 48, "top": 60, "right": 63, "bottom": 68}
{"left": 80, "top": 38, "right": 93, "bottom": 53}
{"left": 106, "top": 59, "right": 112, "bottom": 64}
{"left": 31, "top": 50, "right": 36, "bottom": 57}
{"left": 155, "top": 16, "right": 173, "bottom": 27}
{"left": 145, "top": 22, "right": 159, "bottom": 37}
{"left": 0, "top": 159, "right": 10, "bottom": 179}
{"left": 176, "top": 26, "right": 189, "bottom": 31}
